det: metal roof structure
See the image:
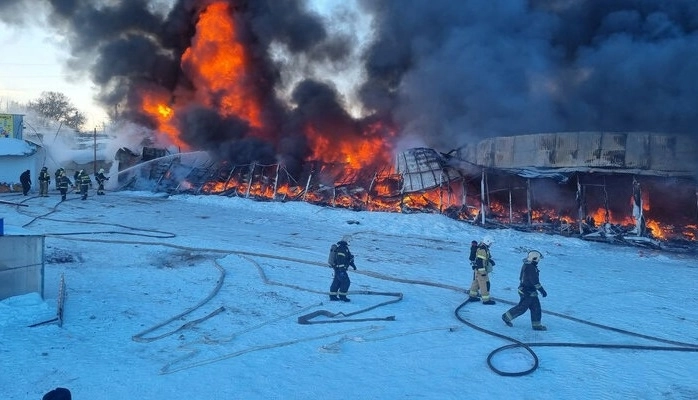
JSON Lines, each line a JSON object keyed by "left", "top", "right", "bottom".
{"left": 455, "top": 132, "right": 698, "bottom": 178}
{"left": 395, "top": 147, "right": 463, "bottom": 193}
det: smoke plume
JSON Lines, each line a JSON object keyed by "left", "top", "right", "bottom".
{"left": 4, "top": 0, "right": 698, "bottom": 167}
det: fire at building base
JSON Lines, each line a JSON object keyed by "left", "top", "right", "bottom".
{"left": 115, "top": 132, "right": 698, "bottom": 253}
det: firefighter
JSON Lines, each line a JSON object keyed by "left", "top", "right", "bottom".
{"left": 329, "top": 235, "right": 357, "bottom": 302}
{"left": 38, "top": 167, "right": 51, "bottom": 197}
{"left": 502, "top": 250, "right": 548, "bottom": 331}
{"left": 468, "top": 235, "right": 496, "bottom": 305}
{"left": 54, "top": 167, "right": 65, "bottom": 190}
{"left": 466, "top": 240, "right": 479, "bottom": 299}
{"left": 94, "top": 168, "right": 109, "bottom": 195}
{"left": 19, "top": 169, "right": 31, "bottom": 195}
{"left": 57, "top": 171, "right": 73, "bottom": 201}
{"left": 78, "top": 170, "right": 92, "bottom": 200}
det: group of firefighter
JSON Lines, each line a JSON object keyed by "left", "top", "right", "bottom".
{"left": 328, "top": 234, "right": 548, "bottom": 331}
{"left": 19, "top": 167, "right": 109, "bottom": 201}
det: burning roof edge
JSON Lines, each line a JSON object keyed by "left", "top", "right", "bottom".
{"left": 454, "top": 132, "right": 698, "bottom": 179}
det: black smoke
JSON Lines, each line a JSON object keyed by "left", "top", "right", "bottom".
{"left": 4, "top": 0, "right": 698, "bottom": 167}
{"left": 358, "top": 0, "right": 698, "bottom": 150}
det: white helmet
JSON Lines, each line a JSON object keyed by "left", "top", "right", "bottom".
{"left": 527, "top": 250, "right": 543, "bottom": 262}
{"left": 99, "top": 168, "right": 105, "bottom": 173}
{"left": 341, "top": 235, "right": 353, "bottom": 244}
{"left": 481, "top": 235, "right": 494, "bottom": 246}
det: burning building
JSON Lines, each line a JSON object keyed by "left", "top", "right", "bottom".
{"left": 450, "top": 132, "right": 698, "bottom": 246}
{"left": 9, "top": 1, "right": 698, "bottom": 248}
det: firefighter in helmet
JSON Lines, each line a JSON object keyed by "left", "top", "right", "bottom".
{"left": 95, "top": 168, "right": 109, "bottom": 195}
{"left": 78, "top": 170, "right": 92, "bottom": 200}
{"left": 38, "top": 166, "right": 51, "bottom": 197}
{"left": 57, "top": 170, "right": 73, "bottom": 202}
{"left": 502, "top": 250, "right": 548, "bottom": 331}
{"left": 468, "top": 235, "right": 496, "bottom": 305}
{"left": 329, "top": 235, "right": 357, "bottom": 302}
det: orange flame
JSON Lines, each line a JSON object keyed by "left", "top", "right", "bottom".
{"left": 304, "top": 122, "right": 394, "bottom": 169}
{"left": 181, "top": 1, "right": 263, "bottom": 129}
{"left": 139, "top": 89, "right": 187, "bottom": 149}
{"left": 139, "top": 1, "right": 265, "bottom": 147}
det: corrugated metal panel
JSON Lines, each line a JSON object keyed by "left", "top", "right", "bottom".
{"left": 396, "top": 148, "right": 461, "bottom": 192}
{"left": 458, "top": 132, "right": 698, "bottom": 176}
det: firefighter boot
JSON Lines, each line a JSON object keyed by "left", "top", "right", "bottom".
{"left": 502, "top": 313, "right": 513, "bottom": 327}
{"left": 339, "top": 295, "right": 351, "bottom": 302}
{"left": 532, "top": 324, "right": 547, "bottom": 331}
{"left": 329, "top": 295, "right": 339, "bottom": 301}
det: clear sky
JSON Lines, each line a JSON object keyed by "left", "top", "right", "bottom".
{"left": 0, "top": 23, "right": 109, "bottom": 130}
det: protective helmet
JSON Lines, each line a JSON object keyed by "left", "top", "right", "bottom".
{"left": 341, "top": 235, "right": 353, "bottom": 244}
{"left": 99, "top": 168, "right": 105, "bottom": 173}
{"left": 481, "top": 235, "right": 494, "bottom": 246}
{"left": 527, "top": 250, "right": 543, "bottom": 263}
{"left": 79, "top": 170, "right": 84, "bottom": 174}
{"left": 42, "top": 167, "right": 47, "bottom": 170}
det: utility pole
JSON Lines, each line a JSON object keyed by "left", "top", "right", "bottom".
{"left": 93, "top": 127, "right": 97, "bottom": 173}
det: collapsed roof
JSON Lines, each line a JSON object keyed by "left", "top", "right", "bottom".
{"left": 395, "top": 147, "right": 462, "bottom": 193}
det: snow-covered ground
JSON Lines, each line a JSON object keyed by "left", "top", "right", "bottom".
{"left": 1, "top": 189, "right": 697, "bottom": 399}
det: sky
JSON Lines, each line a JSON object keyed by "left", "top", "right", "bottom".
{"left": 2, "top": 181, "right": 698, "bottom": 399}
{"left": 0, "top": 23, "right": 109, "bottom": 129}
{"left": 3, "top": 0, "right": 698, "bottom": 153}
{"left": 0, "top": 0, "right": 363, "bottom": 132}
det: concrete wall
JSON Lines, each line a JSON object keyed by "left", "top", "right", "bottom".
{"left": 0, "top": 230, "right": 45, "bottom": 300}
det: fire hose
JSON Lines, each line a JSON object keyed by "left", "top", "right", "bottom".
{"left": 454, "top": 298, "right": 698, "bottom": 377}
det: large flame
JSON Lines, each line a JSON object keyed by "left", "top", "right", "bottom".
{"left": 139, "top": 0, "right": 393, "bottom": 173}
{"left": 139, "top": 1, "right": 264, "bottom": 147}
{"left": 181, "top": 1, "right": 263, "bottom": 129}
{"left": 304, "top": 121, "right": 394, "bottom": 168}
{"left": 134, "top": 1, "right": 693, "bottom": 244}
{"left": 139, "top": 88, "right": 184, "bottom": 148}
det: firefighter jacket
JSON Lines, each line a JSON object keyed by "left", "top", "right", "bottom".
{"left": 518, "top": 261, "right": 544, "bottom": 296}
{"left": 333, "top": 241, "right": 356, "bottom": 270}
{"left": 20, "top": 170, "right": 31, "bottom": 186}
{"left": 39, "top": 170, "right": 51, "bottom": 184}
{"left": 95, "top": 172, "right": 109, "bottom": 184}
{"left": 473, "top": 244, "right": 493, "bottom": 271}
{"left": 57, "top": 175, "right": 72, "bottom": 190}
{"left": 79, "top": 173, "right": 92, "bottom": 187}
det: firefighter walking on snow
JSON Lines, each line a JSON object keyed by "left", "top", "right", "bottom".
{"left": 502, "top": 250, "right": 548, "bottom": 331}
{"left": 57, "top": 170, "right": 73, "bottom": 201}
{"left": 468, "top": 235, "right": 496, "bottom": 305}
{"left": 95, "top": 168, "right": 109, "bottom": 195}
{"left": 39, "top": 167, "right": 51, "bottom": 197}
{"left": 54, "top": 167, "right": 65, "bottom": 190}
{"left": 78, "top": 170, "right": 92, "bottom": 200}
{"left": 328, "top": 235, "right": 357, "bottom": 302}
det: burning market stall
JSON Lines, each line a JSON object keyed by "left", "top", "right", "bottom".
{"left": 452, "top": 132, "right": 698, "bottom": 247}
